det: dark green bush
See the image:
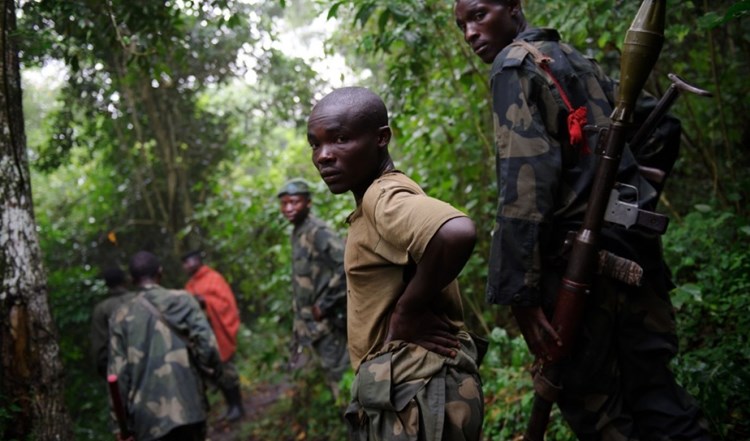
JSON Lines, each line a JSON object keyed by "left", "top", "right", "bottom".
{"left": 479, "top": 328, "right": 575, "bottom": 440}
{"left": 663, "top": 207, "right": 750, "bottom": 439}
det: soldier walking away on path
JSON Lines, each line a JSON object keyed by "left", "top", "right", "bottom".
{"left": 108, "top": 251, "right": 223, "bottom": 441}
{"left": 454, "top": 1, "right": 711, "bottom": 439}
{"left": 309, "top": 87, "right": 485, "bottom": 440}
{"left": 277, "top": 178, "right": 350, "bottom": 400}
{"left": 90, "top": 266, "right": 137, "bottom": 379}
{"left": 181, "top": 250, "right": 245, "bottom": 422}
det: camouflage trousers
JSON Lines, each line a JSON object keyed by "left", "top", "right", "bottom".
{"left": 542, "top": 269, "right": 712, "bottom": 441}
{"left": 214, "top": 358, "right": 240, "bottom": 391}
{"left": 345, "top": 334, "right": 484, "bottom": 441}
{"left": 309, "top": 328, "right": 350, "bottom": 400}
{"left": 312, "top": 328, "right": 350, "bottom": 384}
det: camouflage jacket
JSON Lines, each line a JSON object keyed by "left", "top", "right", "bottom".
{"left": 108, "top": 285, "right": 221, "bottom": 441}
{"left": 90, "top": 286, "right": 137, "bottom": 378}
{"left": 291, "top": 214, "right": 347, "bottom": 345}
{"left": 487, "top": 28, "right": 664, "bottom": 307}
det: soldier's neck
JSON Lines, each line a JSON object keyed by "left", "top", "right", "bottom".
{"left": 136, "top": 277, "right": 160, "bottom": 289}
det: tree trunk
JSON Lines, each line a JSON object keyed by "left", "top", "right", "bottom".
{"left": 0, "top": 0, "right": 73, "bottom": 439}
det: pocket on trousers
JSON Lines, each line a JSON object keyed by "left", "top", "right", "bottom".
{"left": 356, "top": 351, "right": 397, "bottom": 411}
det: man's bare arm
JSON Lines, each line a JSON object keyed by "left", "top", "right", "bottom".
{"left": 511, "top": 305, "right": 562, "bottom": 361}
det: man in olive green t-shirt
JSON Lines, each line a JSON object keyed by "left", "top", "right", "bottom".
{"left": 308, "top": 86, "right": 485, "bottom": 440}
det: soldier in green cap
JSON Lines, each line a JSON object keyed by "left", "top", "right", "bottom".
{"left": 278, "top": 178, "right": 350, "bottom": 399}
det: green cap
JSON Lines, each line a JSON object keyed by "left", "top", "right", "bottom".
{"left": 277, "top": 179, "right": 311, "bottom": 198}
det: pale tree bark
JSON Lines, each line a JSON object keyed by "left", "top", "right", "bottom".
{"left": 0, "top": 0, "right": 73, "bottom": 439}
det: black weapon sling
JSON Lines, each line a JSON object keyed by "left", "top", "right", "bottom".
{"left": 136, "top": 293, "right": 217, "bottom": 378}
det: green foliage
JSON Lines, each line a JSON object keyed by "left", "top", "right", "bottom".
{"left": 15, "top": 0, "right": 750, "bottom": 438}
{"left": 663, "top": 207, "right": 750, "bottom": 438}
{"left": 19, "top": 0, "right": 279, "bottom": 267}
{"left": 232, "top": 317, "right": 350, "bottom": 440}
{"left": 47, "top": 265, "right": 113, "bottom": 437}
{"left": 19, "top": 1, "right": 330, "bottom": 437}
{"left": 698, "top": 0, "right": 750, "bottom": 28}
{"left": 236, "top": 318, "right": 292, "bottom": 385}
{"left": 480, "top": 328, "right": 575, "bottom": 440}
{"left": 239, "top": 367, "right": 348, "bottom": 440}
{"left": 31, "top": 148, "right": 124, "bottom": 437}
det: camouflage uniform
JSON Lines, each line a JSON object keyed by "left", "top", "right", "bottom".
{"left": 108, "top": 285, "right": 222, "bottom": 441}
{"left": 291, "top": 213, "right": 350, "bottom": 384}
{"left": 346, "top": 335, "right": 484, "bottom": 441}
{"left": 344, "top": 172, "right": 484, "bottom": 440}
{"left": 488, "top": 28, "right": 710, "bottom": 440}
{"left": 90, "top": 285, "right": 137, "bottom": 378}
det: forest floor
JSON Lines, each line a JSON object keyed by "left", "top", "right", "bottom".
{"left": 206, "top": 381, "right": 292, "bottom": 441}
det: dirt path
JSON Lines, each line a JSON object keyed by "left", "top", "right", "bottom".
{"left": 206, "top": 381, "right": 292, "bottom": 441}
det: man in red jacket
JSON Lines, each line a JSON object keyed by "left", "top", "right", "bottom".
{"left": 182, "top": 250, "right": 244, "bottom": 422}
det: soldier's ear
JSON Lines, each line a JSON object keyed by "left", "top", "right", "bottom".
{"left": 377, "top": 125, "right": 391, "bottom": 148}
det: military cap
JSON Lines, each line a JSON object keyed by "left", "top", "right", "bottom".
{"left": 277, "top": 179, "right": 311, "bottom": 198}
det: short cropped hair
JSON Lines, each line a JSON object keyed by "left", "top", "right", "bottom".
{"left": 101, "top": 266, "right": 126, "bottom": 288}
{"left": 129, "top": 251, "right": 161, "bottom": 281}
{"left": 313, "top": 87, "right": 388, "bottom": 131}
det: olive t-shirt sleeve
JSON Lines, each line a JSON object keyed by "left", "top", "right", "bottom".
{"left": 365, "top": 174, "right": 467, "bottom": 264}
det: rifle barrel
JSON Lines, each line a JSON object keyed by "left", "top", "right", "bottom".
{"left": 107, "top": 374, "right": 130, "bottom": 437}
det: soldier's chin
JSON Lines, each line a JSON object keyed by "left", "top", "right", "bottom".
{"left": 324, "top": 182, "right": 349, "bottom": 195}
{"left": 478, "top": 46, "right": 499, "bottom": 64}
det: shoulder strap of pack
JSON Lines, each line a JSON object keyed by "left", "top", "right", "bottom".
{"left": 509, "top": 40, "right": 591, "bottom": 155}
{"left": 137, "top": 293, "right": 192, "bottom": 347}
{"left": 137, "top": 292, "right": 218, "bottom": 377}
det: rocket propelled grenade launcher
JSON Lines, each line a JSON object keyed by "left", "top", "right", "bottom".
{"left": 551, "top": 0, "right": 666, "bottom": 372}
{"left": 523, "top": 1, "right": 666, "bottom": 440}
{"left": 613, "top": 0, "right": 666, "bottom": 124}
